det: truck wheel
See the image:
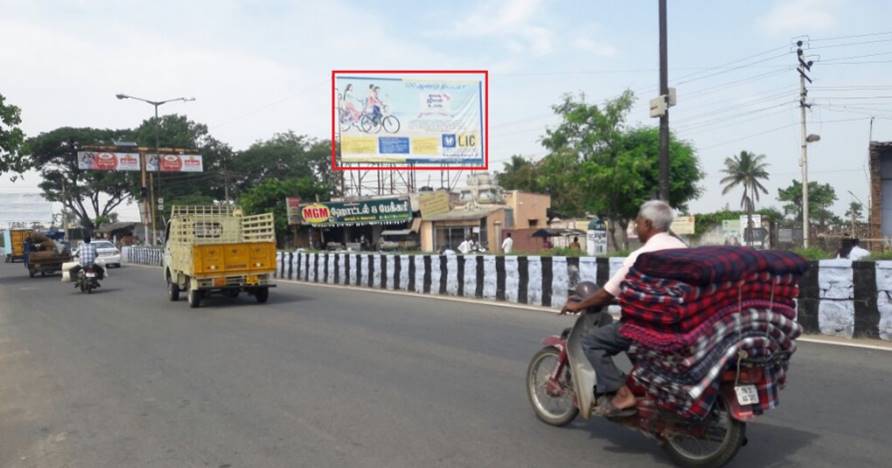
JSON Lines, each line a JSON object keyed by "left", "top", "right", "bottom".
{"left": 188, "top": 288, "right": 202, "bottom": 308}
{"left": 254, "top": 287, "right": 269, "bottom": 304}
{"left": 168, "top": 278, "right": 180, "bottom": 301}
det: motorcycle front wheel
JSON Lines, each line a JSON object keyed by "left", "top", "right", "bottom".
{"left": 663, "top": 403, "right": 745, "bottom": 468}
{"left": 526, "top": 346, "right": 578, "bottom": 426}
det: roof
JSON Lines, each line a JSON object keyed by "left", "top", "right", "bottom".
{"left": 423, "top": 205, "right": 503, "bottom": 222}
{"left": 96, "top": 222, "right": 137, "bottom": 233}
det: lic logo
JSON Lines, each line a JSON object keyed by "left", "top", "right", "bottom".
{"left": 442, "top": 134, "right": 456, "bottom": 148}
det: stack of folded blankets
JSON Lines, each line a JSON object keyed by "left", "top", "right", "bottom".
{"left": 618, "top": 246, "right": 809, "bottom": 419}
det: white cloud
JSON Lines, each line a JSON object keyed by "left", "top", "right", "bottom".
{"left": 571, "top": 37, "right": 619, "bottom": 57}
{"left": 451, "top": 0, "right": 554, "bottom": 56}
{"left": 757, "top": 0, "right": 841, "bottom": 35}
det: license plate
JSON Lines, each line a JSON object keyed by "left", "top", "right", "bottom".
{"left": 735, "top": 385, "right": 759, "bottom": 405}
{"left": 86, "top": 272, "right": 96, "bottom": 278}
{"left": 246, "top": 275, "right": 258, "bottom": 285}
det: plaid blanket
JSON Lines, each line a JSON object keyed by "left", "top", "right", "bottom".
{"left": 632, "top": 247, "right": 809, "bottom": 286}
{"left": 619, "top": 303, "right": 798, "bottom": 351}
{"left": 629, "top": 322, "right": 798, "bottom": 383}
{"left": 620, "top": 287, "right": 797, "bottom": 333}
{"left": 621, "top": 270, "right": 800, "bottom": 305}
{"left": 630, "top": 336, "right": 791, "bottom": 419}
{"left": 634, "top": 363, "right": 787, "bottom": 419}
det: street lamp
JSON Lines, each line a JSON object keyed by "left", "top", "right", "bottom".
{"left": 801, "top": 132, "right": 820, "bottom": 248}
{"left": 116, "top": 94, "right": 195, "bottom": 245}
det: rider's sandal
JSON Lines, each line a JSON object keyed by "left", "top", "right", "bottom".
{"left": 595, "top": 397, "right": 637, "bottom": 419}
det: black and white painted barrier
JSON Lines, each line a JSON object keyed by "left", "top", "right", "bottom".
{"left": 121, "top": 246, "right": 163, "bottom": 267}
{"left": 121, "top": 247, "right": 891, "bottom": 340}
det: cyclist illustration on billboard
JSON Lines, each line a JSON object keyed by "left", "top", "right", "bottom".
{"left": 337, "top": 84, "right": 363, "bottom": 131}
{"left": 360, "top": 84, "right": 400, "bottom": 134}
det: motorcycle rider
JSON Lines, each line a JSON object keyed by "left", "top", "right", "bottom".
{"left": 74, "top": 234, "right": 104, "bottom": 287}
{"left": 561, "top": 200, "right": 686, "bottom": 417}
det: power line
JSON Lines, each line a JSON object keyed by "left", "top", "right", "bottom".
{"left": 807, "top": 38, "right": 892, "bottom": 50}
{"left": 674, "top": 52, "right": 791, "bottom": 86}
{"left": 808, "top": 31, "right": 892, "bottom": 42}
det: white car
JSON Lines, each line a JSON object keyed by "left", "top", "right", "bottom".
{"left": 74, "top": 240, "right": 122, "bottom": 268}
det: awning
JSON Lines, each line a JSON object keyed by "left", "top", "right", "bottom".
{"left": 381, "top": 229, "right": 413, "bottom": 236}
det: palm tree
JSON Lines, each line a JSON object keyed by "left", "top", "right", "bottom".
{"left": 720, "top": 151, "right": 770, "bottom": 246}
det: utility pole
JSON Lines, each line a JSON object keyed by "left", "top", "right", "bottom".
{"left": 796, "top": 41, "right": 816, "bottom": 248}
{"left": 658, "top": 0, "right": 670, "bottom": 201}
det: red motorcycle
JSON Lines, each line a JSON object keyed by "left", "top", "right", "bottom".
{"left": 527, "top": 283, "right": 769, "bottom": 467}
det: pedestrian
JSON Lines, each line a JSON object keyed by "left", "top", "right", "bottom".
{"left": 835, "top": 237, "right": 854, "bottom": 259}
{"left": 458, "top": 237, "right": 472, "bottom": 254}
{"left": 848, "top": 238, "right": 870, "bottom": 261}
{"left": 501, "top": 232, "right": 513, "bottom": 254}
{"left": 570, "top": 236, "right": 581, "bottom": 250}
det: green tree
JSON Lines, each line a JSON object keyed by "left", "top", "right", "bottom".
{"left": 845, "top": 201, "right": 863, "bottom": 222}
{"left": 239, "top": 178, "right": 330, "bottom": 244}
{"left": 539, "top": 91, "right": 703, "bottom": 248}
{"left": 133, "top": 114, "right": 233, "bottom": 205}
{"left": 23, "top": 127, "right": 135, "bottom": 230}
{"left": 777, "top": 180, "right": 838, "bottom": 228}
{"left": 720, "top": 151, "right": 769, "bottom": 245}
{"left": 232, "top": 132, "right": 336, "bottom": 197}
{"left": 495, "top": 155, "right": 540, "bottom": 193}
{"left": 0, "top": 93, "right": 26, "bottom": 178}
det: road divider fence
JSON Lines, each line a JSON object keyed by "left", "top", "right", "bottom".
{"left": 121, "top": 247, "right": 891, "bottom": 341}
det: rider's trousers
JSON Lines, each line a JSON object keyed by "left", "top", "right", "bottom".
{"left": 582, "top": 322, "right": 631, "bottom": 395}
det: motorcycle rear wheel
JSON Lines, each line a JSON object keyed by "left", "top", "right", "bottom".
{"left": 663, "top": 405, "right": 745, "bottom": 468}
{"left": 527, "top": 346, "right": 578, "bottom": 426}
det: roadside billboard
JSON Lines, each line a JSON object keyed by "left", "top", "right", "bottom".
{"left": 418, "top": 191, "right": 451, "bottom": 218}
{"left": 334, "top": 72, "right": 485, "bottom": 167}
{"left": 146, "top": 154, "right": 204, "bottom": 172}
{"left": 77, "top": 152, "right": 141, "bottom": 171}
{"left": 671, "top": 215, "right": 696, "bottom": 235}
{"left": 286, "top": 197, "right": 302, "bottom": 225}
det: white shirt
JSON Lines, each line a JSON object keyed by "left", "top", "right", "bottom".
{"left": 849, "top": 246, "right": 870, "bottom": 261}
{"left": 603, "top": 232, "right": 687, "bottom": 297}
{"left": 501, "top": 237, "right": 513, "bottom": 254}
{"left": 457, "top": 241, "right": 472, "bottom": 254}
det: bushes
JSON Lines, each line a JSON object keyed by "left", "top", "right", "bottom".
{"left": 792, "top": 247, "right": 834, "bottom": 261}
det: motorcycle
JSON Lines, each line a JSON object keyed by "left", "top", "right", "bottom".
{"left": 527, "top": 282, "right": 767, "bottom": 467}
{"left": 77, "top": 265, "right": 101, "bottom": 294}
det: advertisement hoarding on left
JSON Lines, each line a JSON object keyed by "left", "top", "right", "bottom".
{"left": 77, "top": 152, "right": 141, "bottom": 171}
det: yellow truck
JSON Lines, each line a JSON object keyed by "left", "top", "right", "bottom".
{"left": 3, "top": 228, "right": 33, "bottom": 263}
{"left": 162, "top": 205, "right": 276, "bottom": 308}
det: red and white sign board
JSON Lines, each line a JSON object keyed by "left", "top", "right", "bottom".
{"left": 146, "top": 154, "right": 204, "bottom": 172}
{"left": 77, "top": 152, "right": 141, "bottom": 171}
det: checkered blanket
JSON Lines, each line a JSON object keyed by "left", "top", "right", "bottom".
{"left": 620, "top": 286, "right": 797, "bottom": 333}
{"left": 632, "top": 247, "right": 809, "bottom": 286}
{"left": 619, "top": 303, "right": 798, "bottom": 351}
{"left": 629, "top": 321, "right": 798, "bottom": 383}
{"left": 630, "top": 335, "right": 791, "bottom": 419}
{"left": 621, "top": 270, "right": 800, "bottom": 305}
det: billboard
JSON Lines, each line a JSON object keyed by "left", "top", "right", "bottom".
{"left": 418, "top": 191, "right": 451, "bottom": 218}
{"left": 77, "top": 152, "right": 141, "bottom": 171}
{"left": 77, "top": 152, "right": 204, "bottom": 172}
{"left": 671, "top": 215, "right": 696, "bottom": 235}
{"left": 300, "top": 197, "right": 412, "bottom": 227}
{"left": 146, "top": 154, "right": 204, "bottom": 172}
{"left": 286, "top": 197, "right": 302, "bottom": 225}
{"left": 334, "top": 71, "right": 486, "bottom": 167}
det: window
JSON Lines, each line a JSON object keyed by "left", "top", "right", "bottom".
{"left": 528, "top": 219, "right": 539, "bottom": 228}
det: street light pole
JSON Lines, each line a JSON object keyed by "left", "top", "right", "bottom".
{"left": 658, "top": 0, "right": 670, "bottom": 201}
{"left": 115, "top": 94, "right": 195, "bottom": 245}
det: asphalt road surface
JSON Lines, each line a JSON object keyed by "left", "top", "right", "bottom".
{"left": 1, "top": 262, "right": 890, "bottom": 468}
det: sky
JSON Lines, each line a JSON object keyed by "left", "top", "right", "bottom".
{"left": 1, "top": 0, "right": 890, "bottom": 222}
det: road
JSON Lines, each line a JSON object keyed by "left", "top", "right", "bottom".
{"left": 0, "top": 262, "right": 890, "bottom": 468}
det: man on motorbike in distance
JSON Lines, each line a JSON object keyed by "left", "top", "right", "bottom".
{"left": 561, "top": 200, "right": 686, "bottom": 418}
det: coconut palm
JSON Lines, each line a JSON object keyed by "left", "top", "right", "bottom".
{"left": 720, "top": 151, "right": 770, "bottom": 246}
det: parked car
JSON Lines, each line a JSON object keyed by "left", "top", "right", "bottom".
{"left": 74, "top": 240, "right": 122, "bottom": 268}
